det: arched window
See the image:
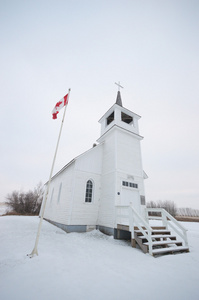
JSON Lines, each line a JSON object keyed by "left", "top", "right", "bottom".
{"left": 85, "top": 180, "right": 93, "bottom": 203}
{"left": 57, "top": 183, "right": 62, "bottom": 203}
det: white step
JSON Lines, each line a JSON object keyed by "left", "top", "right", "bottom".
{"left": 152, "top": 230, "right": 170, "bottom": 234}
{"left": 135, "top": 229, "right": 169, "bottom": 234}
{"left": 138, "top": 234, "right": 176, "bottom": 240}
{"left": 152, "top": 246, "right": 189, "bottom": 255}
{"left": 144, "top": 240, "right": 182, "bottom": 246}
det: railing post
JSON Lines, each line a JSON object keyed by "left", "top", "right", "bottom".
{"left": 162, "top": 210, "right": 168, "bottom": 229}
{"left": 184, "top": 230, "right": 189, "bottom": 247}
{"left": 114, "top": 206, "right": 117, "bottom": 229}
{"left": 148, "top": 230, "right": 152, "bottom": 255}
{"left": 129, "top": 206, "right": 134, "bottom": 239}
{"left": 145, "top": 208, "right": 149, "bottom": 224}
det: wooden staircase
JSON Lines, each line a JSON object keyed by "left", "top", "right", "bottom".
{"left": 115, "top": 206, "right": 189, "bottom": 256}
{"left": 134, "top": 226, "right": 189, "bottom": 256}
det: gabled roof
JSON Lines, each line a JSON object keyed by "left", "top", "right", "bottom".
{"left": 143, "top": 171, "right": 148, "bottom": 179}
{"left": 45, "top": 159, "right": 75, "bottom": 184}
{"left": 45, "top": 143, "right": 103, "bottom": 184}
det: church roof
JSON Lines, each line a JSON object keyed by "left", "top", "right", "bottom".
{"left": 45, "top": 143, "right": 103, "bottom": 184}
{"left": 116, "top": 91, "right": 122, "bottom": 106}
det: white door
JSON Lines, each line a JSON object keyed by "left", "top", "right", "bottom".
{"left": 117, "top": 188, "right": 141, "bottom": 225}
{"left": 118, "top": 188, "right": 140, "bottom": 225}
{"left": 121, "top": 188, "right": 140, "bottom": 214}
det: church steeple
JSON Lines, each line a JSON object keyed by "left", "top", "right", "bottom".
{"left": 116, "top": 91, "right": 122, "bottom": 106}
{"left": 115, "top": 81, "right": 123, "bottom": 107}
{"left": 98, "top": 88, "right": 141, "bottom": 139}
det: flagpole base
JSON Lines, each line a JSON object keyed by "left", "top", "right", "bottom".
{"left": 27, "top": 247, "right": 38, "bottom": 258}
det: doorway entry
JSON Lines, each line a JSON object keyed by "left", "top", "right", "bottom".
{"left": 121, "top": 188, "right": 140, "bottom": 213}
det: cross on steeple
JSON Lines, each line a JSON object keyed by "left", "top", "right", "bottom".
{"left": 115, "top": 81, "right": 124, "bottom": 91}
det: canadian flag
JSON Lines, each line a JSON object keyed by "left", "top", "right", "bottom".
{"left": 52, "top": 94, "right": 68, "bottom": 119}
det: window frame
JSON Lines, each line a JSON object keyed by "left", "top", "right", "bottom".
{"left": 85, "top": 179, "right": 94, "bottom": 203}
{"left": 122, "top": 180, "right": 138, "bottom": 189}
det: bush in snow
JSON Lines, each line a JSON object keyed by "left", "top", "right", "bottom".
{"left": 6, "top": 182, "right": 43, "bottom": 215}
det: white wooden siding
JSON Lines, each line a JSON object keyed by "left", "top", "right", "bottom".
{"left": 69, "top": 170, "right": 101, "bottom": 225}
{"left": 117, "top": 130, "right": 143, "bottom": 177}
{"left": 69, "top": 145, "right": 102, "bottom": 225}
{"left": 98, "top": 172, "right": 115, "bottom": 228}
{"left": 97, "top": 131, "right": 117, "bottom": 228}
{"left": 43, "top": 163, "right": 75, "bottom": 225}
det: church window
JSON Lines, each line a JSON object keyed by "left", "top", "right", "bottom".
{"left": 57, "top": 183, "right": 62, "bottom": 203}
{"left": 106, "top": 112, "right": 114, "bottom": 125}
{"left": 122, "top": 181, "right": 138, "bottom": 189}
{"left": 121, "top": 112, "right": 133, "bottom": 124}
{"left": 85, "top": 180, "right": 93, "bottom": 203}
{"left": 129, "top": 182, "right": 138, "bottom": 188}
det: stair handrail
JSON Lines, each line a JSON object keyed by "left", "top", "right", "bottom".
{"left": 146, "top": 208, "right": 189, "bottom": 247}
{"left": 129, "top": 205, "right": 153, "bottom": 255}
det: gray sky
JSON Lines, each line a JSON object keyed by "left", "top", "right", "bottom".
{"left": 1, "top": 0, "right": 199, "bottom": 209}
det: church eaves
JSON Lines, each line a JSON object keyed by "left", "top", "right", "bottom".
{"left": 116, "top": 91, "right": 123, "bottom": 106}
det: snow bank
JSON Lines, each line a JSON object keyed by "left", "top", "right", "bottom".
{"left": 0, "top": 216, "right": 199, "bottom": 300}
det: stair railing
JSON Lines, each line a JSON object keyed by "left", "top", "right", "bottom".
{"left": 129, "top": 205, "right": 153, "bottom": 255}
{"left": 146, "top": 208, "right": 189, "bottom": 247}
{"left": 115, "top": 205, "right": 154, "bottom": 255}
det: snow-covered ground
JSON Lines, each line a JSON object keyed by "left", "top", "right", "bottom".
{"left": 0, "top": 216, "right": 199, "bottom": 300}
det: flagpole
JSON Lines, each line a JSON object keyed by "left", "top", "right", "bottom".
{"left": 28, "top": 88, "right": 71, "bottom": 257}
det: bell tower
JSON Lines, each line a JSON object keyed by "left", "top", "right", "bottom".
{"left": 98, "top": 90, "right": 141, "bottom": 138}
{"left": 97, "top": 89, "right": 147, "bottom": 231}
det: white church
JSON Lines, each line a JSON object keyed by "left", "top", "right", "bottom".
{"left": 42, "top": 90, "right": 189, "bottom": 256}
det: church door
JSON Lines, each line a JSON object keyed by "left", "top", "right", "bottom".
{"left": 121, "top": 188, "right": 140, "bottom": 214}
{"left": 118, "top": 188, "right": 140, "bottom": 225}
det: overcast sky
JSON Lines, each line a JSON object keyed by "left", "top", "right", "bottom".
{"left": 1, "top": 0, "right": 199, "bottom": 209}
